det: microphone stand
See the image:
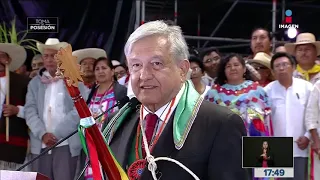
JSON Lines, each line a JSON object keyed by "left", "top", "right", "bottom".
{"left": 16, "top": 103, "right": 120, "bottom": 171}
{"left": 75, "top": 97, "right": 140, "bottom": 180}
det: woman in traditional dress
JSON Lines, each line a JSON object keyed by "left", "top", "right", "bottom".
{"left": 204, "top": 53, "right": 273, "bottom": 137}
{"left": 83, "top": 57, "right": 127, "bottom": 180}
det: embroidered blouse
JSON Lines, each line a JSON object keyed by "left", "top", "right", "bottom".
{"left": 85, "top": 88, "right": 118, "bottom": 180}
{"left": 205, "top": 80, "right": 273, "bottom": 136}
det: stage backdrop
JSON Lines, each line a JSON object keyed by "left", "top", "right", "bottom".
{"left": 0, "top": 0, "right": 136, "bottom": 69}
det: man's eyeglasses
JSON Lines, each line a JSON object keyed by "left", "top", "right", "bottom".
{"left": 254, "top": 66, "right": 268, "bottom": 70}
{"left": 274, "top": 62, "right": 291, "bottom": 70}
{"left": 115, "top": 71, "right": 127, "bottom": 77}
{"left": 191, "top": 67, "right": 201, "bottom": 72}
{"left": 203, "top": 57, "right": 220, "bottom": 64}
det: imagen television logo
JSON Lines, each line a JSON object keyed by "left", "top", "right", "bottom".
{"left": 278, "top": 9, "right": 299, "bottom": 29}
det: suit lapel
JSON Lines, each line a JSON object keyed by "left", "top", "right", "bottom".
{"left": 110, "top": 111, "right": 140, "bottom": 169}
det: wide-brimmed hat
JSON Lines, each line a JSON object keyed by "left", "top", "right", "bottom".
{"left": 36, "top": 38, "right": 68, "bottom": 54}
{"left": 247, "top": 52, "right": 272, "bottom": 70}
{"left": 72, "top": 48, "right": 107, "bottom": 63}
{"left": 112, "top": 60, "right": 121, "bottom": 66}
{"left": 0, "top": 43, "right": 27, "bottom": 71}
{"left": 285, "top": 33, "right": 320, "bottom": 55}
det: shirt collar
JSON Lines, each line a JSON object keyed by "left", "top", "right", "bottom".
{"left": 276, "top": 77, "right": 296, "bottom": 89}
{"left": 142, "top": 83, "right": 185, "bottom": 121}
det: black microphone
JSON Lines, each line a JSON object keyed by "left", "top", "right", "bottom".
{"left": 76, "top": 97, "right": 141, "bottom": 180}
{"left": 16, "top": 96, "right": 130, "bottom": 171}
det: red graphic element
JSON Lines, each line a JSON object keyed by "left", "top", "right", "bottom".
{"left": 252, "top": 119, "right": 266, "bottom": 132}
{"left": 128, "top": 159, "right": 147, "bottom": 180}
{"left": 285, "top": 17, "right": 292, "bottom": 23}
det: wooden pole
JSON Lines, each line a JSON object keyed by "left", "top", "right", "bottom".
{"left": 5, "top": 64, "right": 9, "bottom": 142}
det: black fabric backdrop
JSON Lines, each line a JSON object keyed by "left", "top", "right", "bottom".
{"left": 242, "top": 137, "right": 294, "bottom": 168}
{"left": 0, "top": 0, "right": 136, "bottom": 70}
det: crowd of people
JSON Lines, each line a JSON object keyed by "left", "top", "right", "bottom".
{"left": 0, "top": 20, "right": 319, "bottom": 180}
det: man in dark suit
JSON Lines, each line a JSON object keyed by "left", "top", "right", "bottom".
{"left": 102, "top": 20, "right": 247, "bottom": 180}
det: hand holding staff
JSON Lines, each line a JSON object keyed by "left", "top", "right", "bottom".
{"left": 5, "top": 63, "right": 9, "bottom": 142}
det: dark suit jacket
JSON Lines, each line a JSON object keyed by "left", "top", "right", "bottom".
{"left": 0, "top": 72, "right": 30, "bottom": 163}
{"left": 100, "top": 100, "right": 248, "bottom": 180}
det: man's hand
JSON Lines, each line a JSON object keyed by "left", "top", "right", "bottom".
{"left": 311, "top": 141, "right": 320, "bottom": 160}
{"left": 29, "top": 70, "right": 38, "bottom": 78}
{"left": 3, "top": 104, "right": 19, "bottom": 117}
{"left": 296, "top": 136, "right": 310, "bottom": 150}
{"left": 42, "top": 133, "right": 58, "bottom": 147}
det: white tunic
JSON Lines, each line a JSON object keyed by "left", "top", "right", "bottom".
{"left": 264, "top": 78, "right": 312, "bottom": 157}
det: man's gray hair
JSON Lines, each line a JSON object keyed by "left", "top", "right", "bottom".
{"left": 124, "top": 20, "right": 189, "bottom": 62}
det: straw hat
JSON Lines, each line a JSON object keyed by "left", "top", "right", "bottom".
{"left": 72, "top": 48, "right": 107, "bottom": 63}
{"left": 285, "top": 33, "right": 320, "bottom": 55}
{"left": 112, "top": 60, "right": 121, "bottom": 66}
{"left": 0, "top": 43, "right": 27, "bottom": 71}
{"left": 247, "top": 52, "right": 272, "bottom": 69}
{"left": 36, "top": 38, "right": 68, "bottom": 54}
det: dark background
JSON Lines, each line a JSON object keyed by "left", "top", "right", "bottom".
{"left": 0, "top": 0, "right": 135, "bottom": 69}
{"left": 1, "top": 0, "right": 320, "bottom": 67}
{"left": 242, "top": 137, "right": 293, "bottom": 168}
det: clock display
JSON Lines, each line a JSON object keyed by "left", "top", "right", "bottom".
{"left": 254, "top": 168, "right": 294, "bottom": 178}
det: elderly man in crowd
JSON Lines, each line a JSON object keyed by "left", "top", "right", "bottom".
{"left": 265, "top": 52, "right": 312, "bottom": 180}
{"left": 25, "top": 38, "right": 87, "bottom": 180}
{"left": 285, "top": 32, "right": 320, "bottom": 84}
{"left": 0, "top": 42, "right": 30, "bottom": 170}
{"left": 101, "top": 20, "right": 247, "bottom": 180}
{"left": 29, "top": 54, "right": 44, "bottom": 78}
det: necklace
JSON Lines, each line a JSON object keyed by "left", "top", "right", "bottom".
{"left": 91, "top": 82, "right": 114, "bottom": 118}
{"left": 127, "top": 97, "right": 176, "bottom": 179}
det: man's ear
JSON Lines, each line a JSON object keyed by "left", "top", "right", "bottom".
{"left": 178, "top": 59, "right": 190, "bottom": 81}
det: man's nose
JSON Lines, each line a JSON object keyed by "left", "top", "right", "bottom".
{"left": 140, "top": 67, "right": 153, "bottom": 80}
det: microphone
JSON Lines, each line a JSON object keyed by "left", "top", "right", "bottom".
{"left": 76, "top": 97, "right": 141, "bottom": 180}
{"left": 16, "top": 96, "right": 130, "bottom": 171}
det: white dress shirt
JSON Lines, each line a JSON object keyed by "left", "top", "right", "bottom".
{"left": 201, "top": 86, "right": 210, "bottom": 98}
{"left": 305, "top": 80, "right": 320, "bottom": 131}
{"left": 142, "top": 83, "right": 185, "bottom": 135}
{"left": 42, "top": 71, "right": 68, "bottom": 148}
{"left": 0, "top": 76, "right": 24, "bottom": 119}
{"left": 201, "top": 74, "right": 215, "bottom": 87}
{"left": 264, "top": 78, "right": 312, "bottom": 157}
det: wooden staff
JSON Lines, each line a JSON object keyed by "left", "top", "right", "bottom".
{"left": 5, "top": 64, "right": 9, "bottom": 142}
